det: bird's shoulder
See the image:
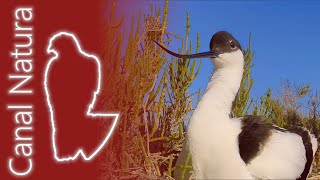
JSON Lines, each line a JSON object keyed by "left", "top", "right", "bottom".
{"left": 237, "top": 115, "right": 273, "bottom": 164}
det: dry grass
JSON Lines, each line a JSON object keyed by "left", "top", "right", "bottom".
{"left": 99, "top": 0, "right": 201, "bottom": 179}
{"left": 99, "top": 0, "right": 320, "bottom": 179}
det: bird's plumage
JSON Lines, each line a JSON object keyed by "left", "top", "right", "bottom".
{"left": 237, "top": 115, "right": 318, "bottom": 179}
{"left": 155, "top": 31, "right": 318, "bottom": 180}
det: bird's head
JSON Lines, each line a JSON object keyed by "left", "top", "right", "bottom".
{"left": 154, "top": 31, "right": 243, "bottom": 70}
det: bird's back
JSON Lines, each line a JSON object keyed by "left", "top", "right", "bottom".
{"left": 235, "top": 116, "right": 318, "bottom": 179}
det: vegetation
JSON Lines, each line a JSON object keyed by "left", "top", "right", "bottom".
{"left": 100, "top": 0, "right": 200, "bottom": 179}
{"left": 100, "top": 0, "right": 320, "bottom": 179}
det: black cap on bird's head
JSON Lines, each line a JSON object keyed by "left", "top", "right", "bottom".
{"left": 154, "top": 31, "right": 241, "bottom": 60}
{"left": 209, "top": 31, "right": 241, "bottom": 55}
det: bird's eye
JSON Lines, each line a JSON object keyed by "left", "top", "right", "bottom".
{"left": 230, "top": 41, "right": 236, "bottom": 49}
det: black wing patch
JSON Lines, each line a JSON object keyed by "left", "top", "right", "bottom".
{"left": 238, "top": 115, "right": 272, "bottom": 164}
{"left": 238, "top": 115, "right": 314, "bottom": 180}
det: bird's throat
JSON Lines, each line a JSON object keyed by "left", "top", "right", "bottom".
{"left": 202, "top": 65, "right": 243, "bottom": 119}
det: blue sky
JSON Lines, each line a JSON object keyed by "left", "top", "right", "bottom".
{"left": 120, "top": 1, "right": 320, "bottom": 101}
{"left": 160, "top": 1, "right": 320, "bottom": 100}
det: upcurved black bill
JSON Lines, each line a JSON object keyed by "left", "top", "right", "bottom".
{"left": 153, "top": 40, "right": 217, "bottom": 59}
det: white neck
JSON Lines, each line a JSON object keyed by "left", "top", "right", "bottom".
{"left": 193, "top": 50, "right": 244, "bottom": 122}
{"left": 205, "top": 65, "right": 243, "bottom": 116}
{"left": 187, "top": 51, "right": 253, "bottom": 179}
